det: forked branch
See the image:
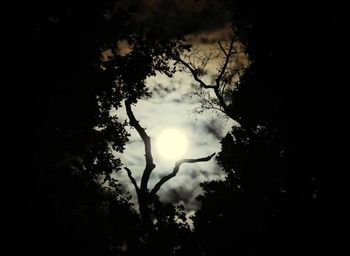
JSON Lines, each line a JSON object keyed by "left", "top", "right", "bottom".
{"left": 125, "top": 99, "right": 156, "bottom": 193}
{"left": 150, "top": 153, "right": 216, "bottom": 197}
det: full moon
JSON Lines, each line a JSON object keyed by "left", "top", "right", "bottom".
{"left": 156, "top": 129, "right": 188, "bottom": 160}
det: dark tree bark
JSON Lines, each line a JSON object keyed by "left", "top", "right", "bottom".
{"left": 150, "top": 153, "right": 216, "bottom": 197}
{"left": 125, "top": 99, "right": 156, "bottom": 227}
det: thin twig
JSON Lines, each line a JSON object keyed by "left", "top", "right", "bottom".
{"left": 216, "top": 37, "right": 235, "bottom": 87}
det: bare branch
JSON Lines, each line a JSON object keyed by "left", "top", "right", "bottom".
{"left": 172, "top": 37, "right": 238, "bottom": 120}
{"left": 197, "top": 95, "right": 227, "bottom": 115}
{"left": 125, "top": 100, "right": 156, "bottom": 193}
{"left": 213, "top": 87, "right": 230, "bottom": 115}
{"left": 216, "top": 36, "right": 235, "bottom": 87}
{"left": 150, "top": 153, "right": 216, "bottom": 196}
{"left": 171, "top": 52, "right": 216, "bottom": 89}
{"left": 124, "top": 167, "right": 139, "bottom": 193}
{"left": 208, "top": 37, "right": 238, "bottom": 117}
{"left": 218, "top": 41, "right": 229, "bottom": 57}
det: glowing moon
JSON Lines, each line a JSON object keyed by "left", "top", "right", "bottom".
{"left": 156, "top": 129, "right": 188, "bottom": 160}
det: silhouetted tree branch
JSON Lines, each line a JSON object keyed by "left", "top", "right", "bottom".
{"left": 124, "top": 167, "right": 139, "bottom": 193}
{"left": 216, "top": 37, "right": 235, "bottom": 86}
{"left": 218, "top": 41, "right": 229, "bottom": 57}
{"left": 125, "top": 99, "right": 156, "bottom": 194}
{"left": 150, "top": 153, "right": 216, "bottom": 197}
{"left": 171, "top": 52, "right": 215, "bottom": 89}
{"left": 125, "top": 99, "right": 157, "bottom": 224}
{"left": 171, "top": 36, "right": 244, "bottom": 121}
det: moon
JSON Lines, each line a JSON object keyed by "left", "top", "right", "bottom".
{"left": 156, "top": 129, "right": 188, "bottom": 160}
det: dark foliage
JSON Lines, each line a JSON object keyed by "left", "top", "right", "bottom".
{"left": 0, "top": 1, "right": 178, "bottom": 255}
{"left": 194, "top": 0, "right": 346, "bottom": 255}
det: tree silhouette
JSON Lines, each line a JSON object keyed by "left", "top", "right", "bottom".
{"left": 124, "top": 99, "right": 215, "bottom": 229}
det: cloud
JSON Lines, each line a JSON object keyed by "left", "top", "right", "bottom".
{"left": 164, "top": 187, "right": 194, "bottom": 205}
{"left": 185, "top": 23, "right": 234, "bottom": 44}
{"left": 127, "top": 0, "right": 232, "bottom": 37}
{"left": 203, "top": 118, "right": 225, "bottom": 139}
